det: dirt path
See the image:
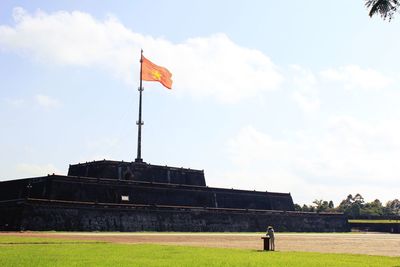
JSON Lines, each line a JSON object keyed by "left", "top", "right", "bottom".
{"left": 1, "top": 232, "right": 400, "bottom": 257}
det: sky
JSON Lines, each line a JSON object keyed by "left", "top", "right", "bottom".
{"left": 1, "top": 1, "right": 400, "bottom": 206}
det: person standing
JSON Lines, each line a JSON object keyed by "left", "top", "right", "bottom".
{"left": 266, "top": 226, "right": 275, "bottom": 251}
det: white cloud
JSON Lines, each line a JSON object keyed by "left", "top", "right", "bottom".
{"left": 320, "top": 65, "right": 392, "bottom": 90}
{"left": 225, "top": 120, "right": 400, "bottom": 204}
{"left": 0, "top": 7, "right": 283, "bottom": 103}
{"left": 289, "top": 65, "right": 320, "bottom": 113}
{"left": 287, "top": 64, "right": 393, "bottom": 113}
{"left": 292, "top": 91, "right": 320, "bottom": 113}
{"left": 35, "top": 94, "right": 60, "bottom": 108}
{"left": 16, "top": 163, "right": 58, "bottom": 177}
{"left": 228, "top": 126, "right": 292, "bottom": 166}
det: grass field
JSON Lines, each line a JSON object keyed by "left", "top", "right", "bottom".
{"left": 349, "top": 219, "right": 400, "bottom": 224}
{"left": 0, "top": 236, "right": 399, "bottom": 267}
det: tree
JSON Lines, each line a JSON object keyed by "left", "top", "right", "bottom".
{"left": 294, "top": 203, "right": 302, "bottom": 211}
{"left": 386, "top": 199, "right": 400, "bottom": 215}
{"left": 313, "top": 199, "right": 331, "bottom": 213}
{"left": 353, "top": 193, "right": 365, "bottom": 205}
{"left": 362, "top": 199, "right": 384, "bottom": 216}
{"left": 337, "top": 194, "right": 353, "bottom": 212}
{"left": 365, "top": 0, "right": 400, "bottom": 21}
{"left": 337, "top": 193, "right": 365, "bottom": 218}
{"left": 300, "top": 204, "right": 315, "bottom": 212}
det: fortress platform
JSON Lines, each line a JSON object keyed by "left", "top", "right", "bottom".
{"left": 0, "top": 160, "right": 349, "bottom": 232}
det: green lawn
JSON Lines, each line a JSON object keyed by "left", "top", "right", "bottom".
{"left": 349, "top": 219, "right": 400, "bottom": 224}
{"left": 0, "top": 236, "right": 399, "bottom": 267}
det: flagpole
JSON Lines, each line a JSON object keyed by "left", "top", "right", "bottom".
{"left": 135, "top": 49, "right": 144, "bottom": 163}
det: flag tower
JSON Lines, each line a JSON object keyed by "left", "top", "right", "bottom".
{"left": 135, "top": 50, "right": 173, "bottom": 163}
{"left": 135, "top": 49, "right": 144, "bottom": 163}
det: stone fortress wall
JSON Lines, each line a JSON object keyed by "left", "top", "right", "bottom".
{"left": 0, "top": 161, "right": 349, "bottom": 232}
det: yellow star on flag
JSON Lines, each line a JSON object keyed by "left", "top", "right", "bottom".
{"left": 151, "top": 70, "right": 162, "bottom": 80}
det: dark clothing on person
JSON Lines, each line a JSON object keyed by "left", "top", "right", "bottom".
{"left": 267, "top": 228, "right": 274, "bottom": 238}
{"left": 267, "top": 227, "right": 275, "bottom": 251}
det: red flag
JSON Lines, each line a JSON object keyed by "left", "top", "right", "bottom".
{"left": 141, "top": 55, "right": 173, "bottom": 89}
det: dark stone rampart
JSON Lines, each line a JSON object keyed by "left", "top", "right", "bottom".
{"left": 0, "top": 161, "right": 349, "bottom": 232}
{"left": 350, "top": 222, "right": 400, "bottom": 233}
{"left": 68, "top": 160, "right": 206, "bottom": 186}
{"left": 0, "top": 199, "right": 349, "bottom": 232}
{"left": 0, "top": 175, "right": 294, "bottom": 211}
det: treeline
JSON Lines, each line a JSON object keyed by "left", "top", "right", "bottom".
{"left": 295, "top": 194, "right": 400, "bottom": 218}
